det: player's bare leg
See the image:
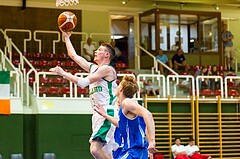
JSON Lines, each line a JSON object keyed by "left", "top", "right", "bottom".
{"left": 90, "top": 140, "right": 111, "bottom": 159}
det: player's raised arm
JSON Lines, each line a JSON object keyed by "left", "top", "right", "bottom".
{"left": 61, "top": 30, "right": 92, "bottom": 72}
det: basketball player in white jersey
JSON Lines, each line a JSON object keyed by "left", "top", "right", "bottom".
{"left": 50, "top": 30, "right": 118, "bottom": 159}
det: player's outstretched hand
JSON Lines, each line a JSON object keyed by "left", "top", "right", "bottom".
{"left": 148, "top": 141, "right": 158, "bottom": 154}
{"left": 49, "top": 66, "right": 65, "bottom": 76}
{"left": 93, "top": 103, "right": 107, "bottom": 118}
{"left": 59, "top": 27, "right": 72, "bottom": 39}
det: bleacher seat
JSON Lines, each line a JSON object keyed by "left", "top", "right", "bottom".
{"left": 65, "top": 61, "right": 77, "bottom": 68}
{"left": 52, "top": 77, "right": 66, "bottom": 84}
{"left": 32, "top": 52, "right": 43, "bottom": 59}
{"left": 123, "top": 70, "right": 134, "bottom": 74}
{"left": 61, "top": 86, "right": 71, "bottom": 94}
{"left": 228, "top": 89, "right": 239, "bottom": 96}
{"left": 77, "top": 87, "right": 89, "bottom": 96}
{"left": 10, "top": 154, "right": 23, "bottom": 159}
{"left": 214, "top": 89, "right": 222, "bottom": 96}
{"left": 58, "top": 53, "right": 68, "bottom": 60}
{"left": 40, "top": 77, "right": 52, "bottom": 85}
{"left": 28, "top": 77, "right": 35, "bottom": 84}
{"left": 226, "top": 73, "right": 236, "bottom": 76}
{"left": 38, "top": 60, "right": 51, "bottom": 67}
{"left": 71, "top": 69, "right": 81, "bottom": 75}
{"left": 47, "top": 87, "right": 60, "bottom": 95}
{"left": 43, "top": 153, "right": 56, "bottom": 159}
{"left": 201, "top": 89, "right": 214, "bottom": 96}
{"left": 44, "top": 53, "right": 57, "bottom": 60}
{"left": 39, "top": 86, "right": 47, "bottom": 95}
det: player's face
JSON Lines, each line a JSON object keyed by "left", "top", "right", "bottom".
{"left": 189, "top": 140, "right": 195, "bottom": 146}
{"left": 94, "top": 46, "right": 106, "bottom": 63}
{"left": 175, "top": 139, "right": 181, "bottom": 145}
{"left": 115, "top": 82, "right": 123, "bottom": 97}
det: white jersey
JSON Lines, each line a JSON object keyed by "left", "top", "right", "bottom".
{"left": 185, "top": 144, "right": 200, "bottom": 156}
{"left": 171, "top": 144, "right": 186, "bottom": 159}
{"left": 89, "top": 64, "right": 117, "bottom": 108}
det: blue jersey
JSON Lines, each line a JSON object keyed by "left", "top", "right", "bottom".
{"left": 113, "top": 105, "right": 148, "bottom": 159}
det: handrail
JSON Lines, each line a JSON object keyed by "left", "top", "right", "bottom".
{"left": 157, "top": 59, "right": 178, "bottom": 75}
{"left": 0, "top": 49, "right": 23, "bottom": 100}
{"left": 196, "top": 76, "right": 224, "bottom": 98}
{"left": 4, "top": 29, "right": 31, "bottom": 52}
{"left": 137, "top": 74, "right": 166, "bottom": 99}
{"left": 224, "top": 76, "right": 240, "bottom": 98}
{"left": 137, "top": 45, "right": 158, "bottom": 73}
{"left": 33, "top": 30, "right": 61, "bottom": 53}
{"left": 167, "top": 75, "right": 195, "bottom": 97}
{"left": 36, "top": 72, "right": 73, "bottom": 98}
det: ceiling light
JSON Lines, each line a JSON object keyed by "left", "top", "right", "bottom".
{"left": 214, "top": 5, "right": 219, "bottom": 10}
{"left": 122, "top": 1, "right": 127, "bottom": 5}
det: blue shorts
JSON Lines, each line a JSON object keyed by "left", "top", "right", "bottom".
{"left": 114, "top": 147, "right": 148, "bottom": 159}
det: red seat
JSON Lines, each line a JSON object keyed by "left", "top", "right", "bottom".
{"left": 39, "top": 86, "right": 47, "bottom": 94}
{"left": 189, "top": 90, "right": 197, "bottom": 96}
{"left": 228, "top": 89, "right": 239, "bottom": 96}
{"left": 77, "top": 87, "right": 89, "bottom": 95}
{"left": 44, "top": 53, "right": 57, "bottom": 59}
{"left": 36, "top": 68, "right": 43, "bottom": 72}
{"left": 123, "top": 71, "right": 134, "bottom": 74}
{"left": 65, "top": 61, "right": 77, "bottom": 67}
{"left": 219, "top": 73, "right": 225, "bottom": 78}
{"left": 52, "top": 77, "right": 66, "bottom": 84}
{"left": 48, "top": 86, "right": 60, "bottom": 95}
{"left": 23, "top": 52, "right": 32, "bottom": 59}
{"left": 215, "top": 89, "right": 222, "bottom": 96}
{"left": 51, "top": 60, "right": 65, "bottom": 67}
{"left": 227, "top": 81, "right": 236, "bottom": 87}
{"left": 40, "top": 77, "right": 52, "bottom": 85}
{"left": 201, "top": 89, "right": 214, "bottom": 96}
{"left": 154, "top": 153, "right": 164, "bottom": 159}
{"left": 12, "top": 52, "right": 20, "bottom": 58}
{"left": 180, "top": 72, "right": 188, "bottom": 75}
{"left": 226, "top": 73, "right": 236, "bottom": 76}
{"left": 58, "top": 53, "right": 68, "bottom": 60}
{"left": 28, "top": 60, "right": 39, "bottom": 67}
{"left": 61, "top": 87, "right": 71, "bottom": 94}
{"left": 71, "top": 69, "right": 81, "bottom": 75}
{"left": 38, "top": 60, "right": 51, "bottom": 67}
{"left": 28, "top": 76, "right": 35, "bottom": 84}
{"left": 33, "top": 52, "right": 42, "bottom": 59}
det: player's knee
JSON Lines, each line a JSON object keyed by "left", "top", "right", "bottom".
{"left": 90, "top": 145, "right": 101, "bottom": 157}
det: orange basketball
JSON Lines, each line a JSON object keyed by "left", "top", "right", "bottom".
{"left": 58, "top": 11, "right": 77, "bottom": 32}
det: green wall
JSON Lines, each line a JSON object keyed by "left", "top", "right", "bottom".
{"left": 0, "top": 114, "right": 92, "bottom": 159}
{"left": 0, "top": 115, "right": 24, "bottom": 159}
{"left": 36, "top": 114, "right": 92, "bottom": 159}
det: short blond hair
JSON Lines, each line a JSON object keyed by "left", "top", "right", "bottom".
{"left": 121, "top": 75, "right": 139, "bottom": 98}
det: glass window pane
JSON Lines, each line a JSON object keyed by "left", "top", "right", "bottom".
{"left": 180, "top": 14, "right": 198, "bottom": 53}
{"left": 159, "top": 14, "right": 179, "bottom": 51}
{"left": 140, "top": 13, "right": 155, "bottom": 50}
{"left": 200, "top": 16, "right": 218, "bottom": 52}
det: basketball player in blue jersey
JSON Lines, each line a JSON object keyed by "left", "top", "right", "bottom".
{"left": 50, "top": 30, "right": 118, "bottom": 159}
{"left": 94, "top": 75, "right": 158, "bottom": 159}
